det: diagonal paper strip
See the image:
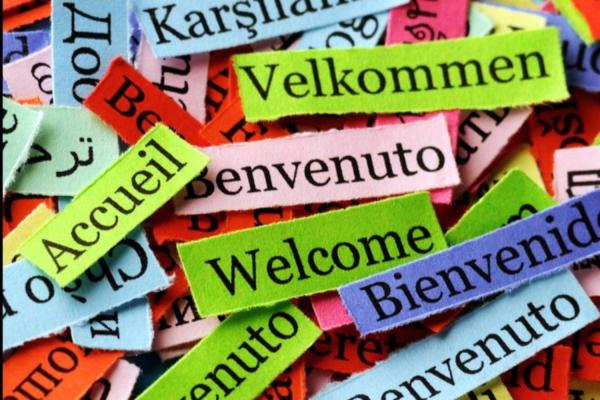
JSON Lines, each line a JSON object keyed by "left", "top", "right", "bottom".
{"left": 19, "top": 123, "right": 209, "bottom": 287}
{"left": 473, "top": 2, "right": 546, "bottom": 34}
{"left": 3, "top": 45, "right": 53, "bottom": 104}
{"left": 136, "top": 301, "right": 321, "bottom": 400}
{"left": 315, "top": 272, "right": 599, "bottom": 399}
{"left": 178, "top": 192, "right": 447, "bottom": 317}
{"left": 175, "top": 115, "right": 459, "bottom": 214}
{"left": 3, "top": 230, "right": 169, "bottom": 351}
{"left": 133, "top": 0, "right": 408, "bottom": 57}
{"left": 340, "top": 189, "right": 600, "bottom": 334}
{"left": 3, "top": 203, "right": 54, "bottom": 265}
{"left": 85, "top": 56, "right": 208, "bottom": 146}
{"left": 234, "top": 28, "right": 568, "bottom": 121}
{"left": 2, "top": 98, "right": 42, "bottom": 195}
{"left": 71, "top": 296, "right": 154, "bottom": 352}
{"left": 551, "top": 0, "right": 596, "bottom": 44}
{"left": 52, "top": 0, "right": 128, "bottom": 106}
{"left": 10, "top": 106, "right": 120, "bottom": 196}
{"left": 459, "top": 378, "right": 514, "bottom": 400}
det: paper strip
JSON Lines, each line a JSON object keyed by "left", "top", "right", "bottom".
{"left": 567, "top": 319, "right": 600, "bottom": 381}
{"left": 315, "top": 272, "right": 599, "bottom": 399}
{"left": 3, "top": 30, "right": 50, "bottom": 94}
{"left": 3, "top": 336, "right": 122, "bottom": 400}
{"left": 569, "top": 379, "right": 600, "bottom": 400}
{"left": 234, "top": 28, "right": 568, "bottom": 121}
{"left": 2, "top": 98, "right": 42, "bottom": 195}
{"left": 153, "top": 293, "right": 220, "bottom": 350}
{"left": 52, "top": 0, "right": 128, "bottom": 106}
{"left": 3, "top": 46, "right": 53, "bottom": 104}
{"left": 572, "top": 256, "right": 600, "bottom": 297}
{"left": 458, "top": 378, "right": 514, "bottom": 400}
{"left": 85, "top": 360, "right": 141, "bottom": 400}
{"left": 2, "top": 1, "right": 51, "bottom": 32}
{"left": 473, "top": 2, "right": 546, "bottom": 34}
{"left": 2, "top": 195, "right": 55, "bottom": 236}
{"left": 553, "top": 146, "right": 600, "bottom": 203}
{"left": 340, "top": 189, "right": 600, "bottom": 334}
{"left": 307, "top": 368, "right": 334, "bottom": 398}
{"left": 311, "top": 291, "right": 353, "bottom": 331}
{"left": 3, "top": 230, "right": 169, "bottom": 350}
{"left": 454, "top": 107, "right": 531, "bottom": 196}
{"left": 177, "top": 192, "right": 447, "bottom": 317}
{"left": 468, "top": 6, "right": 494, "bottom": 37}
{"left": 176, "top": 115, "right": 458, "bottom": 214}
{"left": 551, "top": 0, "right": 595, "bottom": 44}
{"left": 85, "top": 56, "right": 206, "bottom": 146}
{"left": 3, "top": 203, "right": 54, "bottom": 265}
{"left": 19, "top": 123, "right": 208, "bottom": 287}
{"left": 10, "top": 106, "right": 120, "bottom": 196}
{"left": 71, "top": 296, "right": 154, "bottom": 351}
{"left": 134, "top": 0, "right": 408, "bottom": 57}
{"left": 259, "top": 360, "right": 306, "bottom": 400}
{"left": 136, "top": 301, "right": 321, "bottom": 400}
{"left": 136, "top": 35, "right": 210, "bottom": 123}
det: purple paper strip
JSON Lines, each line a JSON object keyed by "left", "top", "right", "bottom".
{"left": 340, "top": 189, "right": 600, "bottom": 334}
{"left": 3, "top": 30, "right": 50, "bottom": 94}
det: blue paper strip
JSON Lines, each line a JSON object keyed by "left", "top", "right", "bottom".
{"left": 71, "top": 297, "right": 153, "bottom": 351}
{"left": 3, "top": 30, "right": 50, "bottom": 94}
{"left": 340, "top": 189, "right": 600, "bottom": 334}
{"left": 134, "top": 0, "right": 408, "bottom": 57}
{"left": 51, "top": 0, "right": 129, "bottom": 106}
{"left": 318, "top": 272, "right": 599, "bottom": 399}
{"left": 2, "top": 229, "right": 169, "bottom": 350}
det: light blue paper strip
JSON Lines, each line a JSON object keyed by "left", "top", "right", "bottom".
{"left": 52, "top": 0, "right": 129, "bottom": 106}
{"left": 468, "top": 5, "right": 494, "bottom": 37}
{"left": 2, "top": 229, "right": 169, "bottom": 351}
{"left": 317, "top": 272, "right": 599, "bottom": 400}
{"left": 340, "top": 189, "right": 600, "bottom": 334}
{"left": 71, "top": 297, "right": 154, "bottom": 351}
{"left": 296, "top": 11, "right": 388, "bottom": 50}
{"left": 134, "top": 0, "right": 408, "bottom": 57}
{"left": 10, "top": 106, "right": 120, "bottom": 196}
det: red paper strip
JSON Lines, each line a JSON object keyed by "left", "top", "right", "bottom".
{"left": 565, "top": 319, "right": 600, "bottom": 382}
{"left": 225, "top": 207, "right": 293, "bottom": 232}
{"left": 3, "top": 1, "right": 50, "bottom": 32}
{"left": 258, "top": 360, "right": 306, "bottom": 400}
{"left": 2, "top": 195, "right": 55, "bottom": 237}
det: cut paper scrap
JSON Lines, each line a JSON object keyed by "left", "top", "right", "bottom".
{"left": 472, "top": 2, "right": 546, "bottom": 34}
{"left": 3, "top": 230, "right": 170, "bottom": 350}
{"left": 84, "top": 359, "right": 141, "bottom": 400}
{"left": 2, "top": 195, "right": 55, "bottom": 236}
{"left": 491, "top": 0, "right": 542, "bottom": 10}
{"left": 151, "top": 208, "right": 226, "bottom": 245}
{"left": 529, "top": 89, "right": 600, "bottom": 194}
{"left": 2, "top": 0, "right": 51, "bottom": 32}
{"left": 10, "top": 106, "right": 120, "bottom": 196}
{"left": 305, "top": 324, "right": 429, "bottom": 374}
{"left": 177, "top": 192, "right": 447, "bottom": 317}
{"left": 454, "top": 107, "right": 531, "bottom": 196}
{"left": 296, "top": 11, "right": 388, "bottom": 50}
{"left": 551, "top": 0, "right": 597, "bottom": 44}
{"left": 85, "top": 56, "right": 208, "bottom": 147}
{"left": 596, "top": 134, "right": 600, "bottom": 145}
{"left": 385, "top": 0, "right": 470, "bottom": 43}
{"left": 311, "top": 292, "right": 353, "bottom": 331}
{"left": 52, "top": 0, "right": 128, "bottom": 106}
{"left": 3, "top": 203, "right": 54, "bottom": 265}
{"left": 458, "top": 378, "right": 514, "bottom": 400}
{"left": 71, "top": 297, "right": 153, "bottom": 351}
{"left": 3, "top": 30, "right": 49, "bottom": 94}
{"left": 571, "top": 255, "right": 600, "bottom": 297}
{"left": 503, "top": 345, "right": 571, "bottom": 400}
{"left": 2, "top": 98, "right": 42, "bottom": 195}
{"left": 136, "top": 301, "right": 321, "bottom": 400}
{"left": 157, "top": 342, "right": 194, "bottom": 361}
{"left": 541, "top": 12, "right": 600, "bottom": 92}
{"left": 340, "top": 189, "right": 600, "bottom": 334}
{"left": 234, "top": 28, "right": 568, "bottom": 121}
{"left": 19, "top": 123, "right": 209, "bottom": 287}
{"left": 569, "top": 379, "right": 600, "bottom": 399}
{"left": 258, "top": 360, "right": 306, "bottom": 400}
{"left": 567, "top": 319, "right": 600, "bottom": 381}
{"left": 225, "top": 206, "right": 293, "bottom": 233}
{"left": 3, "top": 336, "right": 122, "bottom": 400}
{"left": 153, "top": 293, "right": 220, "bottom": 351}
{"left": 133, "top": 0, "right": 409, "bottom": 57}
{"left": 315, "top": 271, "right": 599, "bottom": 400}
{"left": 175, "top": 115, "right": 459, "bottom": 214}
{"left": 554, "top": 146, "right": 600, "bottom": 203}
{"left": 127, "top": 352, "right": 178, "bottom": 396}
{"left": 136, "top": 36, "right": 210, "bottom": 123}
{"left": 468, "top": 5, "right": 494, "bottom": 37}
{"left": 307, "top": 368, "right": 334, "bottom": 398}
{"left": 447, "top": 169, "right": 556, "bottom": 246}
{"left": 3, "top": 45, "right": 53, "bottom": 104}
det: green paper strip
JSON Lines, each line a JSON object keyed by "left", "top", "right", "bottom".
{"left": 137, "top": 301, "right": 321, "bottom": 400}
{"left": 234, "top": 28, "right": 568, "bottom": 121}
{"left": 178, "top": 192, "right": 447, "bottom": 316}
{"left": 2, "top": 99, "right": 42, "bottom": 195}
{"left": 446, "top": 169, "right": 556, "bottom": 245}
{"left": 20, "top": 123, "right": 209, "bottom": 287}
{"left": 551, "top": 0, "right": 594, "bottom": 44}
{"left": 594, "top": 133, "right": 600, "bottom": 145}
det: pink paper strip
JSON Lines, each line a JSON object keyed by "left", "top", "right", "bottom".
{"left": 311, "top": 292, "right": 353, "bottom": 331}
{"left": 87, "top": 360, "right": 140, "bottom": 400}
{"left": 175, "top": 114, "right": 460, "bottom": 214}
{"left": 553, "top": 146, "right": 600, "bottom": 203}
{"left": 454, "top": 107, "right": 531, "bottom": 196}
{"left": 307, "top": 368, "right": 335, "bottom": 398}
{"left": 3, "top": 46, "right": 53, "bottom": 104}
{"left": 136, "top": 36, "right": 209, "bottom": 123}
{"left": 574, "top": 268, "right": 600, "bottom": 297}
{"left": 158, "top": 342, "right": 196, "bottom": 361}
